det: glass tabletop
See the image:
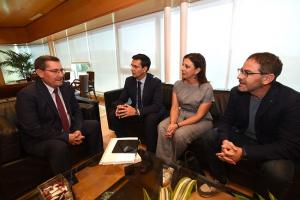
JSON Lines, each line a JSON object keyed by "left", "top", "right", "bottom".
{"left": 18, "top": 151, "right": 251, "bottom": 200}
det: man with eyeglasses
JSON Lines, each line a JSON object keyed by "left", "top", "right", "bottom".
{"left": 108, "top": 54, "right": 165, "bottom": 153}
{"left": 198, "top": 52, "right": 300, "bottom": 199}
{"left": 16, "top": 55, "right": 103, "bottom": 175}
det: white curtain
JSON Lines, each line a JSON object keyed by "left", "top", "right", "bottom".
{"left": 87, "top": 25, "right": 119, "bottom": 91}
{"left": 169, "top": 7, "right": 181, "bottom": 84}
{"left": 54, "top": 38, "right": 71, "bottom": 70}
{"left": 187, "top": 0, "right": 233, "bottom": 89}
{"left": 116, "top": 12, "right": 163, "bottom": 86}
{"left": 68, "top": 33, "right": 89, "bottom": 63}
{"left": 228, "top": 0, "right": 300, "bottom": 91}
{"left": 29, "top": 44, "right": 50, "bottom": 61}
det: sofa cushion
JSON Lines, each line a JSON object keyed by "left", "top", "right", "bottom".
{"left": 0, "top": 98, "right": 17, "bottom": 124}
{"left": 0, "top": 98, "right": 21, "bottom": 165}
{"left": 162, "top": 84, "right": 173, "bottom": 111}
{"left": 0, "top": 116, "right": 21, "bottom": 165}
{"left": 0, "top": 116, "right": 17, "bottom": 135}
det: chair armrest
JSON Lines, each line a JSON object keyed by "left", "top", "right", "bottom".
{"left": 76, "top": 96, "right": 100, "bottom": 122}
{"left": 76, "top": 96, "right": 98, "bottom": 105}
{"left": 104, "top": 88, "right": 123, "bottom": 129}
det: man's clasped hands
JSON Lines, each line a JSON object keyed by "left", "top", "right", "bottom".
{"left": 216, "top": 139, "right": 244, "bottom": 165}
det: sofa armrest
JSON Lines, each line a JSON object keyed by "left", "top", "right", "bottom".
{"left": 104, "top": 88, "right": 123, "bottom": 130}
{"left": 76, "top": 96, "right": 100, "bottom": 122}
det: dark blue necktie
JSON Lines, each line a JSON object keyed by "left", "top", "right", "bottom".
{"left": 137, "top": 81, "right": 142, "bottom": 109}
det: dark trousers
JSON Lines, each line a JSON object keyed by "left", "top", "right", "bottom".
{"left": 201, "top": 129, "right": 295, "bottom": 200}
{"left": 25, "top": 120, "right": 103, "bottom": 174}
{"left": 109, "top": 109, "right": 160, "bottom": 153}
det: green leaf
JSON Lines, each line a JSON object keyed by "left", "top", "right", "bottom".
{"left": 257, "top": 194, "right": 265, "bottom": 200}
{"left": 143, "top": 188, "right": 152, "bottom": 200}
{"left": 180, "top": 179, "right": 196, "bottom": 200}
{"left": 159, "top": 186, "right": 172, "bottom": 200}
{"left": 172, "top": 177, "right": 197, "bottom": 200}
{"left": 233, "top": 193, "right": 251, "bottom": 200}
{"left": 268, "top": 192, "right": 277, "bottom": 200}
{"left": 0, "top": 50, "right": 34, "bottom": 79}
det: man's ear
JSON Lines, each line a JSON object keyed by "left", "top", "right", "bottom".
{"left": 36, "top": 69, "right": 44, "bottom": 78}
{"left": 262, "top": 74, "right": 275, "bottom": 85}
{"left": 143, "top": 66, "right": 148, "bottom": 73}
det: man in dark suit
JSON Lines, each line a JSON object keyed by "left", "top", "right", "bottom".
{"left": 16, "top": 55, "right": 103, "bottom": 174}
{"left": 109, "top": 54, "right": 164, "bottom": 152}
{"left": 198, "top": 52, "right": 300, "bottom": 199}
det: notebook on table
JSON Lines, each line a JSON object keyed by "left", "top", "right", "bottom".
{"left": 99, "top": 137, "right": 141, "bottom": 165}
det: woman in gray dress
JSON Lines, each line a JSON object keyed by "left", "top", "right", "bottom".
{"left": 156, "top": 53, "right": 214, "bottom": 166}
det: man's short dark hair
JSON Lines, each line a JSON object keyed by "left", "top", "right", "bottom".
{"left": 247, "top": 52, "right": 282, "bottom": 79}
{"left": 34, "top": 55, "right": 60, "bottom": 70}
{"left": 132, "top": 54, "right": 151, "bottom": 71}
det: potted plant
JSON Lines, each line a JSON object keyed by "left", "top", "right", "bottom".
{"left": 143, "top": 177, "right": 197, "bottom": 200}
{"left": 0, "top": 49, "right": 34, "bottom": 81}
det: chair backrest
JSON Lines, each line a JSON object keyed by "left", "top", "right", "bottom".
{"left": 64, "top": 71, "right": 71, "bottom": 81}
{"left": 79, "top": 74, "right": 89, "bottom": 97}
{"left": 30, "top": 73, "right": 39, "bottom": 81}
{"left": 0, "top": 83, "right": 29, "bottom": 99}
{"left": 87, "top": 71, "right": 94, "bottom": 81}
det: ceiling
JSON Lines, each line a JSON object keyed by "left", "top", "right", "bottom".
{"left": 0, "top": 0, "right": 193, "bottom": 44}
{"left": 0, "top": 0, "right": 67, "bottom": 27}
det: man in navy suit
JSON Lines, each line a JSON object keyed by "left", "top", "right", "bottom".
{"left": 16, "top": 55, "right": 103, "bottom": 174}
{"left": 109, "top": 54, "right": 164, "bottom": 152}
{"left": 198, "top": 52, "right": 300, "bottom": 199}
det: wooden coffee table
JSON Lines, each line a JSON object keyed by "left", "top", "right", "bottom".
{"left": 18, "top": 152, "right": 251, "bottom": 200}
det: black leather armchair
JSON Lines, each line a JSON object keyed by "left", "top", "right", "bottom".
{"left": 0, "top": 83, "right": 101, "bottom": 200}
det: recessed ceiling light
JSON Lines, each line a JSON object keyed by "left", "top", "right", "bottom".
{"left": 30, "top": 13, "right": 43, "bottom": 21}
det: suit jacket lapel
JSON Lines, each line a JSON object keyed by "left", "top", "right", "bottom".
{"left": 142, "top": 74, "right": 151, "bottom": 104}
{"left": 255, "top": 83, "right": 278, "bottom": 123}
{"left": 36, "top": 79, "right": 60, "bottom": 117}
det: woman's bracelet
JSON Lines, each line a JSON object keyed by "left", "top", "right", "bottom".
{"left": 176, "top": 122, "right": 180, "bottom": 128}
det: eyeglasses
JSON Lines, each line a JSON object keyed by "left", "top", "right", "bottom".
{"left": 44, "top": 68, "right": 65, "bottom": 74}
{"left": 237, "top": 68, "right": 267, "bottom": 77}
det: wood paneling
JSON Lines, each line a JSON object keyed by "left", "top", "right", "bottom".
{"left": 0, "top": 0, "right": 143, "bottom": 44}
{"left": 0, "top": 0, "right": 196, "bottom": 44}
{"left": 48, "top": 30, "right": 66, "bottom": 41}
{"left": 0, "top": 27, "right": 28, "bottom": 44}
{"left": 0, "top": 0, "right": 67, "bottom": 27}
{"left": 67, "top": 24, "right": 86, "bottom": 37}
{"left": 26, "top": 0, "right": 144, "bottom": 42}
